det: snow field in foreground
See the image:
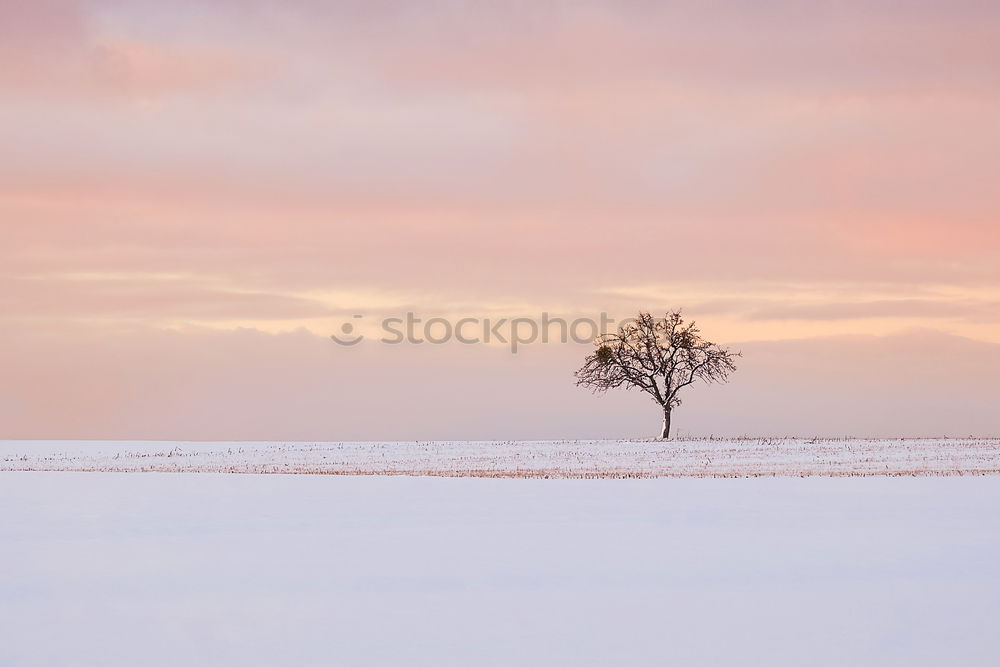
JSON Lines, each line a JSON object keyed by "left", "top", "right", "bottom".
{"left": 2, "top": 473, "right": 999, "bottom": 666}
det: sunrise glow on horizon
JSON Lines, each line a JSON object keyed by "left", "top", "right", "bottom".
{"left": 3, "top": 0, "right": 1000, "bottom": 439}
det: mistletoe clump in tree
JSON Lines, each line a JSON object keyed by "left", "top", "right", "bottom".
{"left": 575, "top": 311, "right": 740, "bottom": 439}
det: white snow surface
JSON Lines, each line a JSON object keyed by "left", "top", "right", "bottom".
{"left": 2, "top": 438, "right": 999, "bottom": 477}
{"left": 2, "top": 472, "right": 1000, "bottom": 666}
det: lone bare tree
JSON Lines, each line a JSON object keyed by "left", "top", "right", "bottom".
{"left": 575, "top": 311, "right": 739, "bottom": 439}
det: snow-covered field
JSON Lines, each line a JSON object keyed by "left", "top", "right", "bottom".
{"left": 2, "top": 472, "right": 1000, "bottom": 666}
{"left": 2, "top": 438, "right": 1000, "bottom": 477}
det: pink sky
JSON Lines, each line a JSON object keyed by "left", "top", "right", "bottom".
{"left": 3, "top": 0, "right": 1000, "bottom": 438}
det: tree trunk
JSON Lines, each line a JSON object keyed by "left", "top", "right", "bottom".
{"left": 660, "top": 407, "right": 672, "bottom": 439}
